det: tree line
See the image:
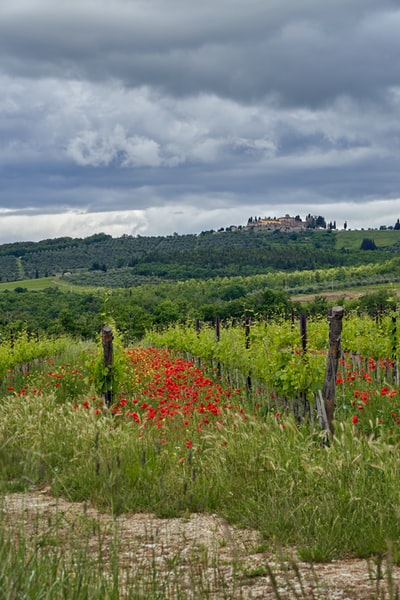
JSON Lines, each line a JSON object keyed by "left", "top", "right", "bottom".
{"left": 0, "top": 273, "right": 396, "bottom": 342}
{"left": 0, "top": 227, "right": 396, "bottom": 284}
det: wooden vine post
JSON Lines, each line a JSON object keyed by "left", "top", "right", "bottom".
{"left": 300, "top": 313, "right": 307, "bottom": 355}
{"left": 322, "top": 306, "right": 344, "bottom": 437}
{"left": 215, "top": 315, "right": 221, "bottom": 342}
{"left": 102, "top": 324, "right": 114, "bottom": 408}
{"left": 215, "top": 315, "right": 221, "bottom": 376}
{"left": 196, "top": 318, "right": 201, "bottom": 336}
{"left": 244, "top": 316, "right": 252, "bottom": 391}
{"left": 391, "top": 308, "right": 398, "bottom": 385}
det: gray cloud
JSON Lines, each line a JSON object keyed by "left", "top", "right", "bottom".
{"left": 2, "top": 1, "right": 399, "bottom": 104}
{"left": 0, "top": 0, "right": 400, "bottom": 241}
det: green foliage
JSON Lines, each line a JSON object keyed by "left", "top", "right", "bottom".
{"left": 360, "top": 238, "right": 377, "bottom": 250}
{"left": 354, "top": 289, "right": 392, "bottom": 316}
{"left": 91, "top": 345, "right": 125, "bottom": 400}
{"left": 1, "top": 233, "right": 400, "bottom": 344}
{"left": 2, "top": 380, "right": 400, "bottom": 563}
{"left": 2, "top": 328, "right": 400, "bottom": 577}
{"left": 0, "top": 331, "right": 70, "bottom": 380}
{"left": 336, "top": 228, "right": 400, "bottom": 250}
{"left": 89, "top": 296, "right": 126, "bottom": 401}
{"left": 0, "top": 228, "right": 397, "bottom": 285}
{"left": 0, "top": 520, "right": 120, "bottom": 599}
{"left": 305, "top": 295, "right": 328, "bottom": 317}
{"left": 90, "top": 326, "right": 127, "bottom": 403}
{"left": 0, "top": 287, "right": 103, "bottom": 339}
{"left": 144, "top": 310, "right": 400, "bottom": 410}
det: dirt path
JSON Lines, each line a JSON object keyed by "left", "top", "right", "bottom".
{"left": 291, "top": 287, "right": 400, "bottom": 304}
{"left": 2, "top": 490, "right": 400, "bottom": 599}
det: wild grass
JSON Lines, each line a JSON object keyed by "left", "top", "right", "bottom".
{"left": 0, "top": 497, "right": 240, "bottom": 599}
{"left": 1, "top": 344, "right": 400, "bottom": 597}
{"left": 1, "top": 382, "right": 400, "bottom": 562}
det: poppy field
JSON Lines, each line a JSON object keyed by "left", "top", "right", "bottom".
{"left": 1, "top": 316, "right": 400, "bottom": 597}
{"left": 143, "top": 313, "right": 400, "bottom": 437}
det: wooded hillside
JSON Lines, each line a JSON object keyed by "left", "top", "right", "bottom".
{"left": 1, "top": 228, "right": 399, "bottom": 284}
{"left": 0, "top": 228, "right": 399, "bottom": 341}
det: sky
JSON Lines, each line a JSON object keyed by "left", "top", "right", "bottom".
{"left": 1, "top": 0, "right": 400, "bottom": 243}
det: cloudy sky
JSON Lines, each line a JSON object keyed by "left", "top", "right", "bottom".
{"left": 1, "top": 0, "right": 400, "bottom": 242}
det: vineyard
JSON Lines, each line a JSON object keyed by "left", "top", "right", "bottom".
{"left": 143, "top": 311, "right": 400, "bottom": 435}
{"left": 1, "top": 311, "right": 400, "bottom": 597}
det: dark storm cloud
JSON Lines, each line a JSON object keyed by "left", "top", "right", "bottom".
{"left": 1, "top": 0, "right": 400, "bottom": 241}
{"left": 1, "top": 1, "right": 400, "bottom": 105}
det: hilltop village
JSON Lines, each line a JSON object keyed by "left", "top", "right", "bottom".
{"left": 245, "top": 213, "right": 333, "bottom": 231}
{"left": 243, "top": 214, "right": 400, "bottom": 232}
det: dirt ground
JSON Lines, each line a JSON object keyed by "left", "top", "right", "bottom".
{"left": 291, "top": 287, "right": 400, "bottom": 304}
{"left": 291, "top": 290, "right": 363, "bottom": 304}
{"left": 2, "top": 490, "right": 400, "bottom": 599}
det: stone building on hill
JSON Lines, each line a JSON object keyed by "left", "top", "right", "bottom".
{"left": 246, "top": 214, "right": 308, "bottom": 231}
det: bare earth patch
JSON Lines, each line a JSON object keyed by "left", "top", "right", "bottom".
{"left": 2, "top": 490, "right": 400, "bottom": 599}
{"left": 291, "top": 287, "right": 400, "bottom": 304}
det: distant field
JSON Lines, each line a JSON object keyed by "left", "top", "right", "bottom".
{"left": 0, "top": 277, "right": 58, "bottom": 291}
{"left": 291, "top": 281, "right": 400, "bottom": 303}
{"left": 0, "top": 277, "right": 95, "bottom": 293}
{"left": 335, "top": 229, "right": 400, "bottom": 250}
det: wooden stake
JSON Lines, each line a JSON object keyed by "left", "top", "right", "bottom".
{"left": 300, "top": 313, "right": 307, "bottom": 355}
{"left": 322, "top": 306, "right": 344, "bottom": 437}
{"left": 102, "top": 324, "right": 114, "bottom": 408}
{"left": 215, "top": 315, "right": 221, "bottom": 342}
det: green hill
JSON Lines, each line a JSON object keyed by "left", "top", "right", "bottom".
{"left": 0, "top": 227, "right": 399, "bottom": 341}
{"left": 1, "top": 228, "right": 399, "bottom": 286}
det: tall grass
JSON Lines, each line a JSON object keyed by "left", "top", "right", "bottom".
{"left": 2, "top": 343, "right": 400, "bottom": 597}
{"left": 0, "top": 495, "right": 242, "bottom": 599}
{"left": 1, "top": 385, "right": 400, "bottom": 563}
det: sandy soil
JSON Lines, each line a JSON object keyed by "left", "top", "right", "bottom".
{"left": 2, "top": 490, "right": 400, "bottom": 599}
